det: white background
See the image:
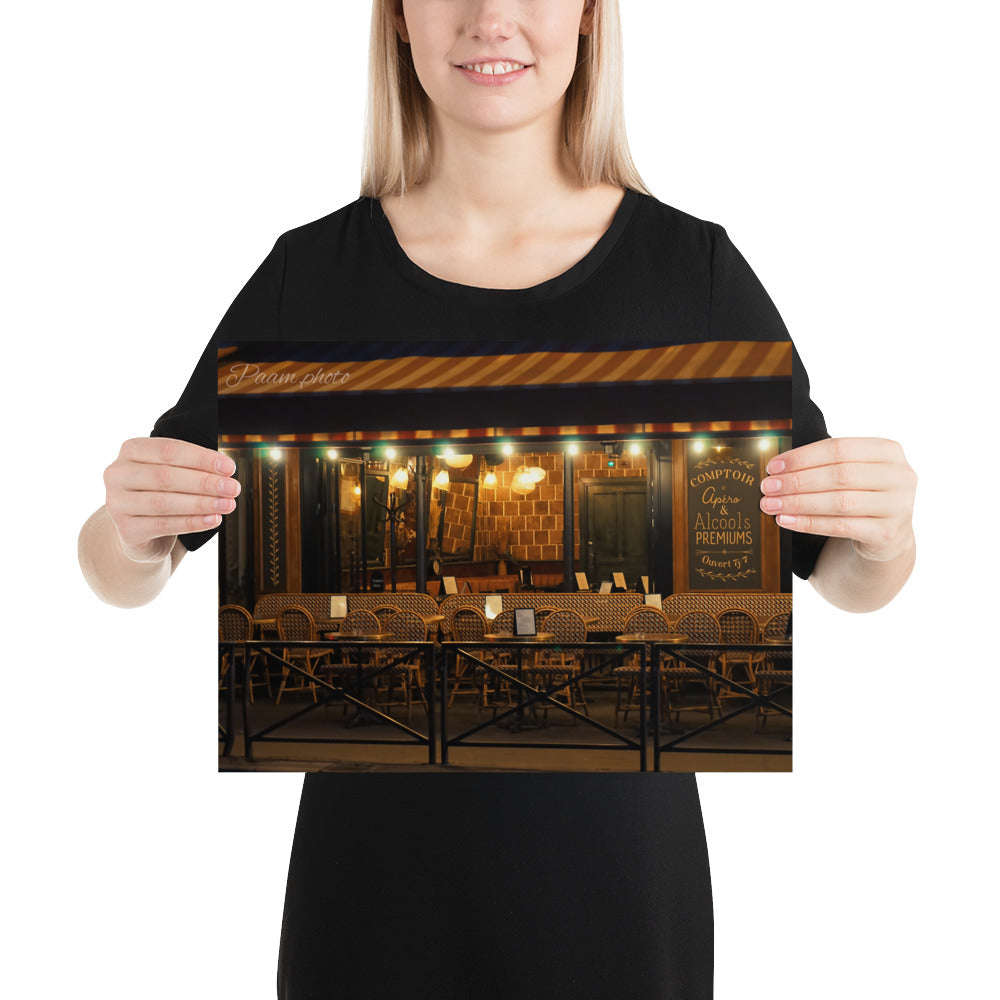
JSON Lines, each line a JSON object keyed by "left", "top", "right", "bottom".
{"left": 3, "top": 2, "right": 996, "bottom": 997}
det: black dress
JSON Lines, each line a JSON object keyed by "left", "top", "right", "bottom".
{"left": 151, "top": 188, "right": 829, "bottom": 999}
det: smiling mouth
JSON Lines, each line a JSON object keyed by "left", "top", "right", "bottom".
{"left": 456, "top": 61, "right": 530, "bottom": 76}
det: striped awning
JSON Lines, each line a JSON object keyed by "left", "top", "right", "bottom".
{"left": 217, "top": 339, "right": 792, "bottom": 445}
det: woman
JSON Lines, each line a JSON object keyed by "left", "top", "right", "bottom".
{"left": 79, "top": 2, "right": 916, "bottom": 996}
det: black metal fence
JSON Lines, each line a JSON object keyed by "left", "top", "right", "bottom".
{"left": 219, "top": 639, "right": 791, "bottom": 770}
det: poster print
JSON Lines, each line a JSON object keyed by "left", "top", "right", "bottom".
{"left": 217, "top": 338, "right": 793, "bottom": 773}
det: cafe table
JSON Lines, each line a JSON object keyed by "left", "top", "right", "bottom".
{"left": 319, "top": 631, "right": 392, "bottom": 727}
{"left": 615, "top": 633, "right": 689, "bottom": 733}
{"left": 481, "top": 633, "right": 556, "bottom": 731}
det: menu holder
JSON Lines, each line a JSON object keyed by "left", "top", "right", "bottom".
{"left": 612, "top": 572, "right": 627, "bottom": 590}
{"left": 514, "top": 608, "right": 537, "bottom": 636}
{"left": 640, "top": 575, "right": 650, "bottom": 594}
{"left": 329, "top": 594, "right": 348, "bottom": 618}
{"left": 599, "top": 580, "right": 613, "bottom": 594}
{"left": 443, "top": 576, "right": 458, "bottom": 595}
{"left": 575, "top": 572, "right": 590, "bottom": 591}
{"left": 644, "top": 593, "right": 662, "bottom": 610}
{"left": 484, "top": 594, "right": 503, "bottom": 620}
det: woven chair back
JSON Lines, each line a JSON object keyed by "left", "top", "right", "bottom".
{"left": 339, "top": 609, "right": 381, "bottom": 635}
{"left": 542, "top": 609, "right": 587, "bottom": 643}
{"left": 371, "top": 604, "right": 403, "bottom": 628}
{"left": 277, "top": 605, "right": 317, "bottom": 641}
{"left": 762, "top": 612, "right": 791, "bottom": 638}
{"left": 219, "top": 604, "right": 253, "bottom": 641}
{"left": 623, "top": 608, "right": 671, "bottom": 634}
{"left": 452, "top": 606, "right": 487, "bottom": 641}
{"left": 491, "top": 609, "right": 517, "bottom": 635}
{"left": 674, "top": 611, "right": 721, "bottom": 643}
{"left": 718, "top": 609, "right": 759, "bottom": 643}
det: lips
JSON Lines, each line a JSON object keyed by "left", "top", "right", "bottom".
{"left": 454, "top": 62, "right": 532, "bottom": 86}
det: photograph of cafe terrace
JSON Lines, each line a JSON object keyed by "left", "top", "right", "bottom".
{"left": 217, "top": 339, "right": 794, "bottom": 773}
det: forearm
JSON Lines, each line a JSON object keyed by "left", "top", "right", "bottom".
{"left": 807, "top": 534, "right": 916, "bottom": 613}
{"left": 78, "top": 506, "right": 187, "bottom": 609}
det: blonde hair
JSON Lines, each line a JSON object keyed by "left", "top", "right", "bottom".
{"left": 360, "top": 0, "right": 651, "bottom": 199}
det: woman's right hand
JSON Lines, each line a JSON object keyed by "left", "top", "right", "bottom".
{"left": 103, "top": 437, "right": 240, "bottom": 562}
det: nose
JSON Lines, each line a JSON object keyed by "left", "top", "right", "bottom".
{"left": 464, "top": 0, "right": 517, "bottom": 43}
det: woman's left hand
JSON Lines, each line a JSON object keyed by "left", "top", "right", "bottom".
{"left": 759, "top": 437, "right": 917, "bottom": 562}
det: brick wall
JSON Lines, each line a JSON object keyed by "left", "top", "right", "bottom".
{"left": 475, "top": 450, "right": 647, "bottom": 563}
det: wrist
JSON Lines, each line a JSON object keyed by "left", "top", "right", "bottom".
{"left": 850, "top": 528, "right": 916, "bottom": 564}
{"left": 116, "top": 529, "right": 176, "bottom": 565}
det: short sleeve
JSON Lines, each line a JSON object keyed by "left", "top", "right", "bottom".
{"left": 149, "top": 233, "right": 286, "bottom": 552}
{"left": 709, "top": 224, "right": 831, "bottom": 580}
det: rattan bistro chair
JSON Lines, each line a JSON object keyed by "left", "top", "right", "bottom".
{"left": 668, "top": 611, "right": 723, "bottom": 723}
{"left": 755, "top": 612, "right": 792, "bottom": 730}
{"left": 530, "top": 608, "right": 589, "bottom": 722}
{"left": 328, "top": 609, "right": 384, "bottom": 716}
{"left": 382, "top": 611, "right": 430, "bottom": 722}
{"left": 480, "top": 609, "right": 517, "bottom": 715}
{"left": 717, "top": 609, "right": 764, "bottom": 705}
{"left": 274, "top": 605, "right": 331, "bottom": 705}
{"left": 219, "top": 604, "right": 271, "bottom": 703}
{"left": 612, "top": 608, "right": 672, "bottom": 726}
{"left": 449, "top": 606, "right": 488, "bottom": 710}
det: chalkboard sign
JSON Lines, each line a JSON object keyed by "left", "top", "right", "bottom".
{"left": 686, "top": 441, "right": 762, "bottom": 589}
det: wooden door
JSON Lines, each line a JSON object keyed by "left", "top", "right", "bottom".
{"left": 580, "top": 478, "right": 648, "bottom": 587}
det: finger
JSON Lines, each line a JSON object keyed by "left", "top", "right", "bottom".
{"left": 772, "top": 512, "right": 884, "bottom": 541}
{"left": 112, "top": 490, "right": 238, "bottom": 518}
{"left": 760, "top": 490, "right": 898, "bottom": 519}
{"left": 117, "top": 512, "right": 227, "bottom": 545}
{"left": 120, "top": 437, "right": 236, "bottom": 476}
{"left": 761, "top": 462, "right": 913, "bottom": 497}
{"left": 767, "top": 437, "right": 906, "bottom": 475}
{"left": 109, "top": 461, "right": 242, "bottom": 499}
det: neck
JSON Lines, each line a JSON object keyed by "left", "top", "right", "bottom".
{"left": 412, "top": 107, "right": 584, "bottom": 232}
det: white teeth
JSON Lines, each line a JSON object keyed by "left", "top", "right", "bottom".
{"left": 463, "top": 61, "right": 525, "bottom": 75}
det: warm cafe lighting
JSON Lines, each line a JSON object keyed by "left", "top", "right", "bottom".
{"left": 326, "top": 449, "right": 338, "bottom": 460}
{"left": 385, "top": 447, "right": 397, "bottom": 460}
{"left": 483, "top": 469, "right": 498, "bottom": 488}
{"left": 390, "top": 466, "right": 409, "bottom": 489}
{"left": 629, "top": 443, "right": 641, "bottom": 456}
{"left": 433, "top": 469, "right": 450, "bottom": 490}
{"left": 510, "top": 465, "right": 538, "bottom": 496}
{"left": 567, "top": 443, "right": 579, "bottom": 456}
{"left": 443, "top": 448, "right": 474, "bottom": 470}
{"left": 269, "top": 448, "right": 283, "bottom": 461}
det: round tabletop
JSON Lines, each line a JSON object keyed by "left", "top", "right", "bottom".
{"left": 615, "top": 633, "right": 689, "bottom": 643}
{"left": 483, "top": 632, "right": 555, "bottom": 642}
